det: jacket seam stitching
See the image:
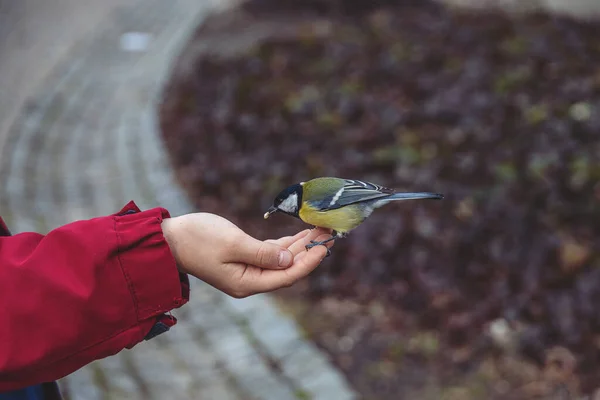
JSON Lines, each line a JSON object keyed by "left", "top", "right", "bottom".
{"left": 114, "top": 216, "right": 141, "bottom": 321}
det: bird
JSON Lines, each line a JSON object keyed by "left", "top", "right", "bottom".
{"left": 264, "top": 177, "right": 443, "bottom": 253}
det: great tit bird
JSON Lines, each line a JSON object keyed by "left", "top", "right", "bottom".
{"left": 264, "top": 177, "right": 443, "bottom": 251}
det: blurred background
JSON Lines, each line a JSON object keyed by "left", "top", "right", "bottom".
{"left": 1, "top": 0, "right": 599, "bottom": 399}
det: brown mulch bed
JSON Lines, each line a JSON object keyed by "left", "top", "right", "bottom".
{"left": 159, "top": 1, "right": 600, "bottom": 398}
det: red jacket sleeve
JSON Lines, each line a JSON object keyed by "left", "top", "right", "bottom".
{"left": 0, "top": 201, "right": 189, "bottom": 392}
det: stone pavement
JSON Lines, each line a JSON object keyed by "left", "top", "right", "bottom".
{"left": 0, "top": 0, "right": 132, "bottom": 151}
{"left": 0, "top": 0, "right": 357, "bottom": 399}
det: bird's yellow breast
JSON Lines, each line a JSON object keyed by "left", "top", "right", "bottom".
{"left": 299, "top": 204, "right": 365, "bottom": 234}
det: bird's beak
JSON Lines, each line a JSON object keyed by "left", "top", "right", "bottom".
{"left": 264, "top": 206, "right": 277, "bottom": 219}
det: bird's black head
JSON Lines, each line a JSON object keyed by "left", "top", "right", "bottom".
{"left": 264, "top": 183, "right": 303, "bottom": 219}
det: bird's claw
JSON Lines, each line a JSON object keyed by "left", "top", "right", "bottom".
{"left": 305, "top": 240, "right": 332, "bottom": 257}
{"left": 305, "top": 240, "right": 320, "bottom": 250}
{"left": 304, "top": 241, "right": 316, "bottom": 251}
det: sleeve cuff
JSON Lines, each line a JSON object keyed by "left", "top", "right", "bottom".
{"left": 113, "top": 201, "right": 190, "bottom": 323}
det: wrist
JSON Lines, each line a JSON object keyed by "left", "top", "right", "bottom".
{"left": 161, "top": 217, "right": 188, "bottom": 275}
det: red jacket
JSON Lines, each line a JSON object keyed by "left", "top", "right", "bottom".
{"left": 0, "top": 202, "right": 190, "bottom": 392}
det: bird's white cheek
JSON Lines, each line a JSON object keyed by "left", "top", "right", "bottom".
{"left": 279, "top": 193, "right": 298, "bottom": 214}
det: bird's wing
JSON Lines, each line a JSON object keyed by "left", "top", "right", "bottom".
{"left": 309, "top": 179, "right": 394, "bottom": 211}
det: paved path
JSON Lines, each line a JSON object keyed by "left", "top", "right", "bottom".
{"left": 0, "top": 0, "right": 132, "bottom": 150}
{"left": 0, "top": 1, "right": 356, "bottom": 399}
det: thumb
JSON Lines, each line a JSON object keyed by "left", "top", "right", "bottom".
{"left": 233, "top": 236, "right": 293, "bottom": 269}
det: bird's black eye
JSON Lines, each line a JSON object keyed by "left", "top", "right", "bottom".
{"left": 274, "top": 195, "right": 285, "bottom": 207}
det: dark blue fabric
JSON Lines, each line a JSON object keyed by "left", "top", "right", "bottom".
{"left": 144, "top": 321, "right": 171, "bottom": 341}
{"left": 0, "top": 382, "right": 61, "bottom": 400}
{"left": 0, "top": 384, "right": 45, "bottom": 400}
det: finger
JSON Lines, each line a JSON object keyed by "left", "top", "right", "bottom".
{"left": 292, "top": 231, "right": 335, "bottom": 263}
{"left": 292, "top": 231, "right": 336, "bottom": 263}
{"left": 252, "top": 233, "right": 334, "bottom": 293}
{"left": 234, "top": 229, "right": 311, "bottom": 270}
{"left": 265, "top": 237, "right": 294, "bottom": 247}
{"left": 265, "top": 229, "right": 311, "bottom": 248}
{"left": 288, "top": 228, "right": 332, "bottom": 257}
{"left": 292, "top": 229, "right": 312, "bottom": 240}
{"left": 229, "top": 234, "right": 294, "bottom": 269}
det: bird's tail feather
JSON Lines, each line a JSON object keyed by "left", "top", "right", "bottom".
{"left": 387, "top": 192, "right": 444, "bottom": 201}
{"left": 372, "top": 192, "right": 443, "bottom": 208}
